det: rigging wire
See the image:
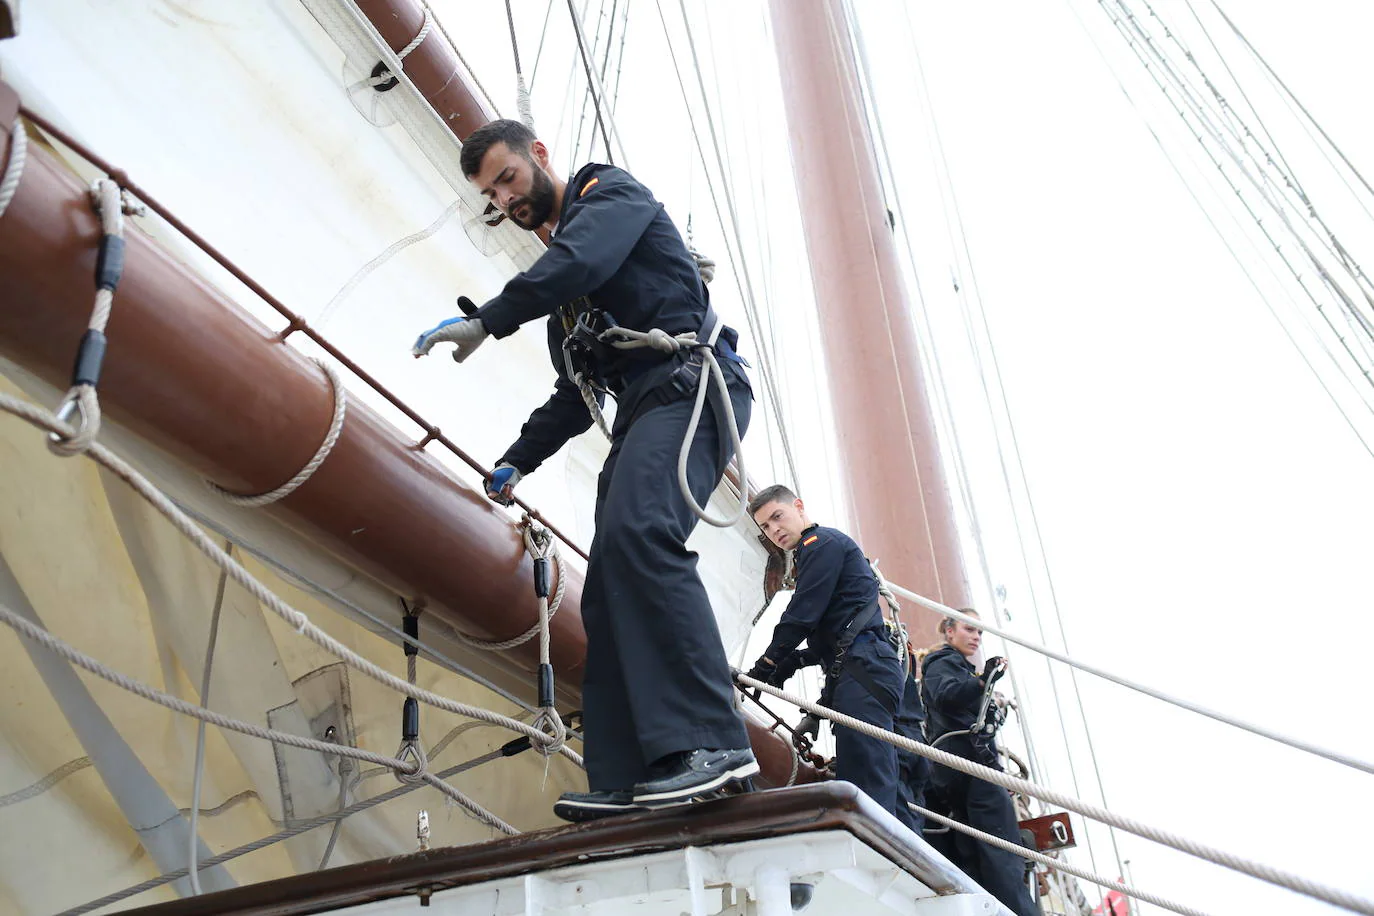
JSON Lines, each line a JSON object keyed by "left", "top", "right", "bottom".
{"left": 528, "top": 0, "right": 559, "bottom": 92}
{"left": 569, "top": 0, "right": 609, "bottom": 166}
{"left": 1103, "top": 0, "right": 1374, "bottom": 378}
{"left": 1207, "top": 0, "right": 1374, "bottom": 206}
{"left": 857, "top": 0, "right": 1050, "bottom": 792}
{"left": 899, "top": 5, "right": 1112, "bottom": 898}
{"left": 1136, "top": 0, "right": 1374, "bottom": 335}
{"left": 564, "top": 0, "right": 622, "bottom": 165}
{"left": 1077, "top": 0, "right": 1374, "bottom": 458}
{"left": 652, "top": 0, "right": 801, "bottom": 489}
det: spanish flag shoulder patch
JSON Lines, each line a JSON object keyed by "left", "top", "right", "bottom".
{"left": 578, "top": 177, "right": 601, "bottom": 198}
{"left": 802, "top": 534, "right": 819, "bottom": 547}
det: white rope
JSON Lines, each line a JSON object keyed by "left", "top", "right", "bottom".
{"left": 0, "top": 391, "right": 584, "bottom": 768}
{"left": 206, "top": 358, "right": 346, "bottom": 508}
{"left": 575, "top": 372, "right": 614, "bottom": 440}
{"left": 886, "top": 582, "right": 1374, "bottom": 776}
{"left": 450, "top": 538, "right": 565, "bottom": 652}
{"left": 315, "top": 199, "right": 465, "bottom": 328}
{"left": 912, "top": 804, "right": 1212, "bottom": 916}
{"left": 0, "top": 599, "right": 409, "bottom": 771}
{"left": 598, "top": 325, "right": 748, "bottom": 527}
{"left": 734, "top": 672, "right": 1374, "bottom": 916}
{"left": 0, "top": 116, "right": 27, "bottom": 219}
{"left": 0, "top": 600, "right": 519, "bottom": 839}
{"left": 48, "top": 179, "right": 123, "bottom": 457}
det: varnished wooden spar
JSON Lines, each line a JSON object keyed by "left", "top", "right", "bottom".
{"left": 0, "top": 84, "right": 812, "bottom": 787}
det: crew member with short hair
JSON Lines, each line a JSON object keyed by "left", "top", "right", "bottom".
{"left": 413, "top": 120, "right": 757, "bottom": 819}
{"left": 922, "top": 612, "right": 1039, "bottom": 916}
{"left": 746, "top": 485, "right": 905, "bottom": 817}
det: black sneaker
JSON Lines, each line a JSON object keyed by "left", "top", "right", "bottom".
{"left": 632, "top": 748, "right": 760, "bottom": 807}
{"left": 553, "top": 789, "right": 644, "bottom": 823}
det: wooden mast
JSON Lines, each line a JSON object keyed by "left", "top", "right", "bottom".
{"left": 768, "top": 0, "right": 971, "bottom": 639}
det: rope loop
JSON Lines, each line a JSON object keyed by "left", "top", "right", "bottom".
{"left": 0, "top": 116, "right": 29, "bottom": 220}
{"left": 206, "top": 358, "right": 346, "bottom": 507}
{"left": 394, "top": 739, "right": 428, "bottom": 786}
{"left": 48, "top": 178, "right": 124, "bottom": 457}
{"left": 530, "top": 708, "right": 567, "bottom": 758}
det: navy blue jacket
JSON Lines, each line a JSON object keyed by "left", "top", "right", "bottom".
{"left": 920, "top": 644, "right": 994, "bottom": 764}
{"left": 762, "top": 524, "right": 883, "bottom": 665}
{"left": 475, "top": 163, "right": 739, "bottom": 474}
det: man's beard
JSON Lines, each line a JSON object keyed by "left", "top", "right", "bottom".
{"left": 508, "top": 163, "right": 556, "bottom": 230}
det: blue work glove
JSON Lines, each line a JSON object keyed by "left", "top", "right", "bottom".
{"left": 412, "top": 305, "right": 488, "bottom": 363}
{"left": 485, "top": 462, "right": 522, "bottom": 506}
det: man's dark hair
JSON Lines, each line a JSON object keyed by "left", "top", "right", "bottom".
{"left": 460, "top": 119, "right": 537, "bottom": 178}
{"left": 748, "top": 484, "right": 799, "bottom": 517}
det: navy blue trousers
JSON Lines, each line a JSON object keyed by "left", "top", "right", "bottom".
{"left": 829, "top": 631, "right": 904, "bottom": 817}
{"left": 895, "top": 740, "right": 931, "bottom": 834}
{"left": 579, "top": 361, "right": 753, "bottom": 791}
{"left": 932, "top": 765, "right": 1040, "bottom": 916}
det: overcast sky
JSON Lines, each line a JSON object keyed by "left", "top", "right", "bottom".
{"left": 461, "top": 2, "right": 1374, "bottom": 913}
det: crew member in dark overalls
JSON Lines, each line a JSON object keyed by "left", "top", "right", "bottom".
{"left": 894, "top": 640, "right": 932, "bottom": 834}
{"left": 412, "top": 120, "right": 757, "bottom": 819}
{"left": 746, "top": 485, "right": 904, "bottom": 817}
{"left": 922, "top": 611, "right": 1039, "bottom": 916}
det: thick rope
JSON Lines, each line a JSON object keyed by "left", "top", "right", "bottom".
{"left": 886, "top": 581, "right": 1374, "bottom": 776}
{"left": 0, "top": 600, "right": 518, "bottom": 841}
{"left": 598, "top": 325, "right": 748, "bottom": 527}
{"left": 912, "top": 804, "right": 1212, "bottom": 916}
{"left": 0, "top": 391, "right": 584, "bottom": 768}
{"left": 450, "top": 540, "right": 564, "bottom": 651}
{"left": 522, "top": 520, "right": 566, "bottom": 757}
{"left": 57, "top": 748, "right": 507, "bottom": 916}
{"left": 0, "top": 599, "right": 410, "bottom": 772}
{"left": 0, "top": 116, "right": 27, "bottom": 219}
{"left": 48, "top": 179, "right": 123, "bottom": 457}
{"left": 206, "top": 358, "right": 346, "bottom": 507}
{"left": 734, "top": 672, "right": 1374, "bottom": 916}
{"left": 574, "top": 371, "right": 614, "bottom": 439}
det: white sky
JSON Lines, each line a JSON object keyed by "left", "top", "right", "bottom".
{"left": 416, "top": 2, "right": 1374, "bottom": 913}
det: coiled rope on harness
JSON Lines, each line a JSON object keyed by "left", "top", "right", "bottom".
{"left": 733, "top": 671, "right": 1374, "bottom": 916}
{"left": 591, "top": 319, "right": 749, "bottom": 528}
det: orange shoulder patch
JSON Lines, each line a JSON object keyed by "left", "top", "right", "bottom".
{"left": 802, "top": 535, "right": 819, "bottom": 546}
{"left": 578, "top": 177, "right": 601, "bottom": 198}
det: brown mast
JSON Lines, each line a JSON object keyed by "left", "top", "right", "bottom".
{"left": 768, "top": 0, "right": 971, "bottom": 639}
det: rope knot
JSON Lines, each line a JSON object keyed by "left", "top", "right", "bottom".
{"left": 394, "top": 739, "right": 429, "bottom": 785}
{"left": 530, "top": 709, "right": 567, "bottom": 758}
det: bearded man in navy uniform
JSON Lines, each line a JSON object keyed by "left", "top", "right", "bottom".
{"left": 412, "top": 120, "right": 756, "bottom": 819}
{"left": 745, "top": 485, "right": 905, "bottom": 818}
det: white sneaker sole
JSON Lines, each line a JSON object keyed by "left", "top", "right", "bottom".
{"left": 632, "top": 759, "right": 760, "bottom": 806}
